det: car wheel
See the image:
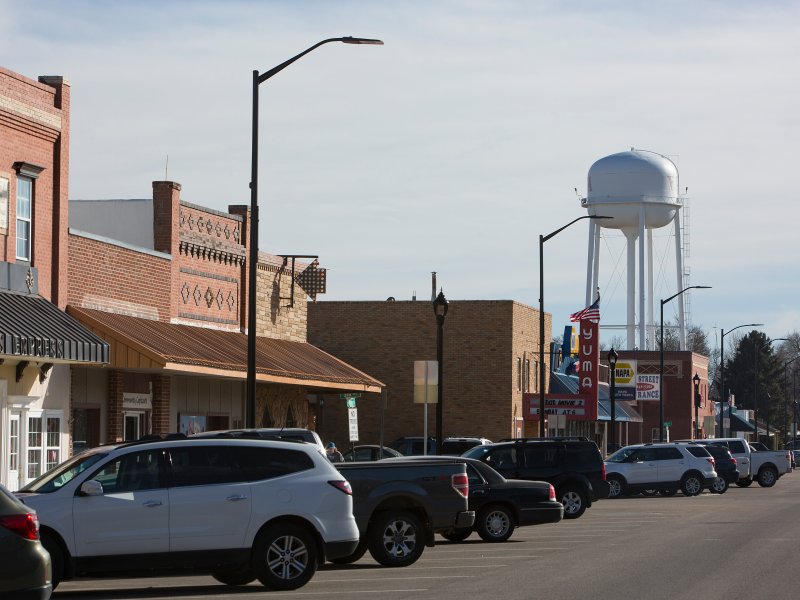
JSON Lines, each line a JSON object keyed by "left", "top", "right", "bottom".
{"left": 641, "top": 489, "right": 658, "bottom": 497}
{"left": 559, "top": 486, "right": 587, "bottom": 519}
{"left": 41, "top": 533, "right": 64, "bottom": 590}
{"left": 440, "top": 528, "right": 473, "bottom": 542}
{"left": 329, "top": 539, "right": 368, "bottom": 564}
{"left": 681, "top": 473, "right": 703, "bottom": 496}
{"left": 368, "top": 510, "right": 425, "bottom": 567}
{"left": 710, "top": 477, "right": 729, "bottom": 494}
{"left": 212, "top": 568, "right": 256, "bottom": 586}
{"left": 252, "top": 523, "right": 317, "bottom": 590}
{"left": 757, "top": 466, "right": 778, "bottom": 487}
{"left": 607, "top": 475, "right": 625, "bottom": 499}
{"left": 735, "top": 477, "right": 753, "bottom": 488}
{"left": 659, "top": 488, "right": 677, "bottom": 497}
{"left": 476, "top": 505, "right": 514, "bottom": 543}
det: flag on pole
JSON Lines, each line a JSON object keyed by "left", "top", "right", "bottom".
{"left": 570, "top": 296, "right": 600, "bottom": 323}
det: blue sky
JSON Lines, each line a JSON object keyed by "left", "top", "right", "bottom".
{"left": 2, "top": 0, "right": 798, "bottom": 347}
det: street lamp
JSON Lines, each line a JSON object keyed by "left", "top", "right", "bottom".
{"left": 658, "top": 285, "right": 711, "bottom": 442}
{"left": 693, "top": 372, "right": 701, "bottom": 439}
{"left": 608, "top": 348, "right": 618, "bottom": 453}
{"left": 246, "top": 36, "right": 383, "bottom": 426}
{"left": 783, "top": 356, "right": 800, "bottom": 446}
{"left": 754, "top": 337, "right": 787, "bottom": 441}
{"left": 433, "top": 290, "right": 449, "bottom": 455}
{"left": 718, "top": 323, "right": 763, "bottom": 438}
{"left": 538, "top": 215, "right": 611, "bottom": 437}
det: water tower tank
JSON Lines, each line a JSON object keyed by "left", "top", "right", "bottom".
{"left": 583, "top": 149, "right": 679, "bottom": 229}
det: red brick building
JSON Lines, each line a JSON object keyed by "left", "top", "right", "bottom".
{"left": 307, "top": 299, "right": 551, "bottom": 446}
{"left": 0, "top": 67, "right": 108, "bottom": 490}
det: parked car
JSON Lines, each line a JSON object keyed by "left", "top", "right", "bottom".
{"left": 694, "top": 444, "right": 739, "bottom": 493}
{"left": 341, "top": 445, "right": 403, "bottom": 462}
{"left": 605, "top": 443, "right": 717, "bottom": 498}
{"left": 0, "top": 483, "right": 51, "bottom": 600}
{"left": 463, "top": 437, "right": 610, "bottom": 519}
{"left": 390, "top": 456, "right": 563, "bottom": 542}
{"left": 684, "top": 438, "right": 791, "bottom": 487}
{"left": 388, "top": 436, "right": 437, "bottom": 456}
{"left": 441, "top": 437, "right": 493, "bottom": 455}
{"left": 193, "top": 427, "right": 325, "bottom": 452}
{"left": 16, "top": 437, "right": 359, "bottom": 591}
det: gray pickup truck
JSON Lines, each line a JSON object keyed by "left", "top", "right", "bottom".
{"left": 335, "top": 458, "right": 475, "bottom": 567}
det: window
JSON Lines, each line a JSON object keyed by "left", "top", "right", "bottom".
{"left": 16, "top": 176, "right": 32, "bottom": 261}
{"left": 169, "top": 446, "right": 238, "bottom": 487}
{"left": 27, "top": 416, "right": 43, "bottom": 479}
{"left": 230, "top": 446, "right": 314, "bottom": 481}
{"left": 524, "top": 445, "right": 560, "bottom": 467}
{"left": 727, "top": 441, "right": 746, "bottom": 454}
{"left": 90, "top": 450, "right": 163, "bottom": 493}
{"left": 655, "top": 447, "right": 683, "bottom": 460}
{"left": 486, "top": 447, "right": 517, "bottom": 471}
{"left": 516, "top": 358, "right": 522, "bottom": 390}
{"left": 523, "top": 359, "right": 530, "bottom": 392}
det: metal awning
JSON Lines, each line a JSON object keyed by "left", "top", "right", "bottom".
{"left": 730, "top": 411, "right": 756, "bottom": 433}
{"left": 0, "top": 291, "right": 109, "bottom": 364}
{"left": 549, "top": 371, "right": 643, "bottom": 422}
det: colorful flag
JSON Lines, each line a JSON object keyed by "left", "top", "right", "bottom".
{"left": 570, "top": 296, "right": 600, "bottom": 322}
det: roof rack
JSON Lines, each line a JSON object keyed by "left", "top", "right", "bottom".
{"left": 497, "top": 436, "right": 590, "bottom": 443}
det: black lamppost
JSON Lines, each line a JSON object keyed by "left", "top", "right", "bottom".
{"left": 754, "top": 337, "right": 787, "bottom": 441}
{"left": 693, "top": 372, "right": 701, "bottom": 439}
{"left": 658, "top": 285, "right": 710, "bottom": 442}
{"left": 246, "top": 36, "right": 383, "bottom": 426}
{"left": 538, "top": 215, "right": 610, "bottom": 437}
{"left": 783, "top": 356, "right": 800, "bottom": 446}
{"left": 718, "top": 323, "right": 762, "bottom": 438}
{"left": 608, "top": 348, "right": 618, "bottom": 453}
{"left": 433, "top": 290, "right": 449, "bottom": 455}
{"left": 793, "top": 399, "right": 799, "bottom": 449}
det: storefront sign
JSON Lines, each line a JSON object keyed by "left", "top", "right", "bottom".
{"left": 123, "top": 392, "right": 152, "bottom": 410}
{"left": 636, "top": 374, "right": 660, "bottom": 401}
{"left": 614, "top": 360, "right": 637, "bottom": 401}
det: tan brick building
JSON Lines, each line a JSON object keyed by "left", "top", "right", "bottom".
{"left": 307, "top": 300, "right": 551, "bottom": 447}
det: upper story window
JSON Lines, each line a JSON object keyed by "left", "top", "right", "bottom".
{"left": 16, "top": 176, "right": 32, "bottom": 261}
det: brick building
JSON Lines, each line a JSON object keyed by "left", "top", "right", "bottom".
{"left": 307, "top": 299, "right": 551, "bottom": 446}
{"left": 0, "top": 67, "right": 108, "bottom": 490}
{"left": 67, "top": 182, "right": 382, "bottom": 448}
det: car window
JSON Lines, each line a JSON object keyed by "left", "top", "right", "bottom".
{"left": 352, "top": 448, "right": 374, "bottom": 461}
{"left": 727, "top": 441, "right": 746, "bottom": 454}
{"left": 229, "top": 446, "right": 314, "bottom": 481}
{"left": 524, "top": 445, "right": 560, "bottom": 467}
{"left": 169, "top": 446, "right": 239, "bottom": 487}
{"left": 485, "top": 447, "right": 518, "bottom": 470}
{"left": 655, "top": 447, "right": 683, "bottom": 460}
{"left": 686, "top": 447, "right": 708, "bottom": 458}
{"left": 20, "top": 451, "right": 108, "bottom": 493}
{"left": 632, "top": 448, "right": 657, "bottom": 461}
{"left": 89, "top": 450, "right": 163, "bottom": 493}
{"left": 606, "top": 447, "right": 638, "bottom": 463}
{"left": 465, "top": 464, "right": 485, "bottom": 486}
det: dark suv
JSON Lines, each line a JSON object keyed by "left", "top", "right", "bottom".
{"left": 463, "top": 437, "right": 609, "bottom": 518}
{"left": 694, "top": 444, "right": 738, "bottom": 493}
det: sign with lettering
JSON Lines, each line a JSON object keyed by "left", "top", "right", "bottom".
{"left": 348, "top": 408, "right": 359, "bottom": 442}
{"left": 614, "top": 360, "right": 637, "bottom": 401}
{"left": 636, "top": 374, "right": 660, "bottom": 401}
{"left": 123, "top": 392, "right": 153, "bottom": 410}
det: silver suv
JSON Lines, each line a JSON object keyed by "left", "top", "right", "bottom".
{"left": 604, "top": 443, "right": 717, "bottom": 498}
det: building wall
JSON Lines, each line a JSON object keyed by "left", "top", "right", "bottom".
{"left": 308, "top": 300, "right": 551, "bottom": 446}
{"left": 256, "top": 259, "right": 309, "bottom": 342}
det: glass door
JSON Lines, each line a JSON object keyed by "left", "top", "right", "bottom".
{"left": 123, "top": 412, "right": 146, "bottom": 441}
{"left": 7, "top": 414, "right": 20, "bottom": 491}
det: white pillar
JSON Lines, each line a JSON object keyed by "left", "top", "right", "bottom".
{"left": 625, "top": 230, "right": 636, "bottom": 350}
{"left": 585, "top": 219, "right": 597, "bottom": 308}
{"left": 647, "top": 228, "right": 654, "bottom": 350}
{"left": 674, "top": 208, "right": 687, "bottom": 350}
{"left": 638, "top": 205, "right": 646, "bottom": 351}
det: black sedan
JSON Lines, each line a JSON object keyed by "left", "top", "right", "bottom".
{"left": 383, "top": 456, "right": 562, "bottom": 542}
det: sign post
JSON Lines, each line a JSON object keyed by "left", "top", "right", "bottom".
{"left": 414, "top": 361, "right": 438, "bottom": 455}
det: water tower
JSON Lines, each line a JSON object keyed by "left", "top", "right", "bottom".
{"left": 582, "top": 148, "right": 686, "bottom": 351}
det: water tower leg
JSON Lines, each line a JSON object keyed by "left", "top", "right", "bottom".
{"left": 674, "top": 210, "right": 687, "bottom": 350}
{"left": 585, "top": 219, "right": 596, "bottom": 307}
{"left": 592, "top": 225, "right": 600, "bottom": 301}
{"left": 625, "top": 230, "right": 636, "bottom": 350}
{"left": 647, "top": 229, "right": 654, "bottom": 350}
{"left": 638, "top": 205, "right": 646, "bottom": 351}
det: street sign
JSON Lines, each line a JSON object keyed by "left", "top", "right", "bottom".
{"left": 346, "top": 398, "right": 356, "bottom": 409}
{"left": 348, "top": 408, "right": 359, "bottom": 442}
{"left": 340, "top": 393, "right": 361, "bottom": 399}
{"left": 664, "top": 421, "right": 672, "bottom": 427}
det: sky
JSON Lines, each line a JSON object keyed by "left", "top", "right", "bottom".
{"left": 2, "top": 0, "right": 799, "bottom": 349}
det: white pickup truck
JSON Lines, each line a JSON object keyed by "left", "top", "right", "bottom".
{"left": 704, "top": 438, "right": 792, "bottom": 487}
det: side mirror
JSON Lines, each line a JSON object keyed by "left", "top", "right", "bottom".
{"left": 79, "top": 480, "right": 104, "bottom": 496}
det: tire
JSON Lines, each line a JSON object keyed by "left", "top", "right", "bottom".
{"left": 251, "top": 523, "right": 317, "bottom": 590}
{"left": 736, "top": 477, "right": 754, "bottom": 488}
{"left": 440, "top": 528, "right": 473, "bottom": 542}
{"left": 607, "top": 475, "right": 625, "bottom": 499}
{"left": 212, "top": 568, "right": 256, "bottom": 586}
{"left": 641, "top": 489, "right": 658, "bottom": 497}
{"left": 476, "top": 505, "right": 515, "bottom": 543}
{"left": 329, "top": 539, "right": 368, "bottom": 564}
{"left": 757, "top": 466, "right": 778, "bottom": 487}
{"left": 41, "top": 533, "right": 64, "bottom": 590}
{"left": 367, "top": 510, "right": 425, "bottom": 567}
{"left": 710, "top": 477, "right": 729, "bottom": 494}
{"left": 659, "top": 488, "right": 677, "bottom": 497}
{"left": 681, "top": 473, "right": 703, "bottom": 496}
{"left": 559, "top": 486, "right": 588, "bottom": 519}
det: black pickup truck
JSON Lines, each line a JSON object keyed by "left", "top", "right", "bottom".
{"left": 334, "top": 458, "right": 475, "bottom": 567}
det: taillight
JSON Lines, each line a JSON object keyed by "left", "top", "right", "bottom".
{"left": 731, "top": 458, "right": 737, "bottom": 465}
{"left": 328, "top": 480, "right": 353, "bottom": 495}
{"left": 707, "top": 457, "right": 715, "bottom": 467}
{"left": 548, "top": 484, "right": 556, "bottom": 502}
{"left": 601, "top": 462, "right": 607, "bottom": 480}
{"left": 0, "top": 512, "right": 39, "bottom": 540}
{"left": 451, "top": 473, "right": 469, "bottom": 498}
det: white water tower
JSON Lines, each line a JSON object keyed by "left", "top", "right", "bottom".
{"left": 582, "top": 148, "right": 686, "bottom": 350}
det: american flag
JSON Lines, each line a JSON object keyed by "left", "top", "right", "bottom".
{"left": 570, "top": 296, "right": 600, "bottom": 322}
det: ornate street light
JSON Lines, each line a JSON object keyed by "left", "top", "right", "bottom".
{"left": 433, "top": 290, "right": 449, "bottom": 454}
{"left": 608, "top": 347, "right": 618, "bottom": 453}
{"left": 246, "top": 37, "right": 383, "bottom": 426}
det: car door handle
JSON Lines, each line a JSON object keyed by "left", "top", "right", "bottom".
{"left": 226, "top": 494, "right": 248, "bottom": 502}
{"left": 142, "top": 500, "right": 163, "bottom": 508}
{"left": 472, "top": 490, "right": 487, "bottom": 496}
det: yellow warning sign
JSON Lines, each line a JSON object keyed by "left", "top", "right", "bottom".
{"left": 614, "top": 361, "right": 636, "bottom": 385}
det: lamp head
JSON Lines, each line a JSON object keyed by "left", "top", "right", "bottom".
{"left": 693, "top": 372, "right": 700, "bottom": 386}
{"left": 608, "top": 347, "right": 618, "bottom": 367}
{"left": 341, "top": 37, "right": 384, "bottom": 45}
{"left": 433, "top": 290, "right": 449, "bottom": 318}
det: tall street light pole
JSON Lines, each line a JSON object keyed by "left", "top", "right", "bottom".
{"left": 658, "top": 285, "right": 711, "bottom": 442}
{"left": 754, "top": 337, "right": 787, "bottom": 441}
{"left": 608, "top": 348, "right": 618, "bottom": 453}
{"left": 538, "top": 215, "right": 610, "bottom": 437}
{"left": 718, "top": 323, "right": 762, "bottom": 438}
{"left": 433, "top": 290, "right": 449, "bottom": 455}
{"left": 246, "top": 36, "right": 383, "bottom": 427}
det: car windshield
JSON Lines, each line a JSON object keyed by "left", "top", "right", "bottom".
{"left": 19, "top": 451, "right": 108, "bottom": 493}
{"left": 605, "top": 447, "right": 639, "bottom": 463}
{"left": 462, "top": 445, "right": 491, "bottom": 460}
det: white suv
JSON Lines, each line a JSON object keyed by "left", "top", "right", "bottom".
{"left": 604, "top": 443, "right": 717, "bottom": 498}
{"left": 16, "top": 437, "right": 359, "bottom": 591}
